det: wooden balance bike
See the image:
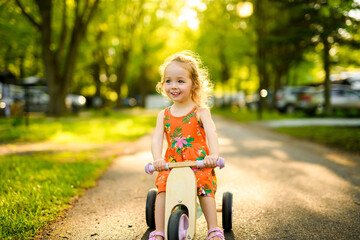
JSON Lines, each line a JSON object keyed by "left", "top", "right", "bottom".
{"left": 145, "top": 158, "right": 233, "bottom": 240}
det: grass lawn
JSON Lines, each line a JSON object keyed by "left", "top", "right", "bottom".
{"left": 212, "top": 107, "right": 302, "bottom": 122}
{"left": 276, "top": 126, "right": 360, "bottom": 154}
{"left": 0, "top": 150, "right": 112, "bottom": 239}
{"left": 0, "top": 109, "right": 157, "bottom": 143}
{"left": 0, "top": 109, "right": 157, "bottom": 239}
{"left": 213, "top": 107, "right": 360, "bottom": 154}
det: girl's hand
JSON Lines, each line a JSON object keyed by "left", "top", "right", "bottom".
{"left": 204, "top": 155, "right": 218, "bottom": 168}
{"left": 153, "top": 158, "right": 167, "bottom": 171}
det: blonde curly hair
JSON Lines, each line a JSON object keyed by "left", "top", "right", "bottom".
{"left": 156, "top": 50, "right": 213, "bottom": 108}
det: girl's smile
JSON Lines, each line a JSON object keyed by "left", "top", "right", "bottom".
{"left": 164, "top": 61, "right": 193, "bottom": 104}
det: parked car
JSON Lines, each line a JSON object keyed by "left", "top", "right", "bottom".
{"left": 66, "top": 94, "right": 87, "bottom": 113}
{"left": 213, "top": 91, "right": 246, "bottom": 108}
{"left": 297, "top": 86, "right": 360, "bottom": 115}
{"left": 245, "top": 89, "right": 273, "bottom": 110}
{"left": 25, "top": 88, "right": 49, "bottom": 112}
{"left": 0, "top": 87, "right": 49, "bottom": 113}
{"left": 339, "top": 71, "right": 360, "bottom": 91}
{"left": 276, "top": 86, "right": 314, "bottom": 114}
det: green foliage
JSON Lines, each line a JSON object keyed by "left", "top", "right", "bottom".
{"left": 0, "top": 150, "right": 112, "bottom": 239}
{"left": 0, "top": 2, "right": 41, "bottom": 77}
{"left": 196, "top": 0, "right": 256, "bottom": 93}
{"left": 1, "top": 0, "right": 360, "bottom": 112}
{"left": 276, "top": 126, "right": 360, "bottom": 154}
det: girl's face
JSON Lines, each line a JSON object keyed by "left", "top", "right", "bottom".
{"left": 164, "top": 61, "right": 193, "bottom": 104}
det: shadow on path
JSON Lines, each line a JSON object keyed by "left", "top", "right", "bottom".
{"left": 141, "top": 228, "right": 152, "bottom": 240}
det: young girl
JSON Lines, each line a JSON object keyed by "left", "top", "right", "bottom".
{"left": 149, "top": 51, "right": 225, "bottom": 240}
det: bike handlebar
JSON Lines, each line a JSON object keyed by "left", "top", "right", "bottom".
{"left": 145, "top": 157, "right": 225, "bottom": 175}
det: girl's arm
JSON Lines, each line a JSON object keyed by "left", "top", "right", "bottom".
{"left": 199, "top": 108, "right": 219, "bottom": 168}
{"left": 151, "top": 110, "right": 167, "bottom": 171}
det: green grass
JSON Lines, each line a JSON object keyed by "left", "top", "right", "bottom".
{"left": 276, "top": 126, "right": 360, "bottom": 154}
{"left": 0, "top": 109, "right": 157, "bottom": 143}
{"left": 214, "top": 107, "right": 360, "bottom": 154}
{"left": 0, "top": 109, "right": 157, "bottom": 239}
{"left": 0, "top": 150, "right": 113, "bottom": 239}
{"left": 212, "top": 107, "right": 300, "bottom": 122}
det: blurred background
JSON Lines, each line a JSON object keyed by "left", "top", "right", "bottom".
{"left": 1, "top": 2, "right": 360, "bottom": 239}
{"left": 1, "top": 0, "right": 360, "bottom": 118}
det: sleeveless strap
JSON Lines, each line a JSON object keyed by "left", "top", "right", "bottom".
{"left": 163, "top": 106, "right": 170, "bottom": 125}
{"left": 164, "top": 106, "right": 171, "bottom": 116}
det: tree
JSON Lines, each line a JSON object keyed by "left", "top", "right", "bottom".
{"left": 197, "top": 0, "right": 256, "bottom": 107}
{"left": 306, "top": 0, "right": 360, "bottom": 114}
{"left": 253, "top": 0, "right": 271, "bottom": 119}
{"left": 127, "top": 2, "right": 168, "bottom": 106}
{"left": 108, "top": 0, "right": 145, "bottom": 108}
{"left": 0, "top": 1, "right": 41, "bottom": 77}
{"left": 15, "top": 0, "right": 100, "bottom": 116}
{"left": 266, "top": 0, "right": 316, "bottom": 108}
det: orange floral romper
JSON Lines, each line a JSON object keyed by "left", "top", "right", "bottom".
{"left": 155, "top": 106, "right": 217, "bottom": 198}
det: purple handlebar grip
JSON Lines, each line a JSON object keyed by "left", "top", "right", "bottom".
{"left": 145, "top": 163, "right": 154, "bottom": 175}
{"left": 196, "top": 161, "right": 205, "bottom": 168}
{"left": 196, "top": 157, "right": 225, "bottom": 169}
{"left": 145, "top": 162, "right": 170, "bottom": 175}
{"left": 218, "top": 157, "right": 225, "bottom": 169}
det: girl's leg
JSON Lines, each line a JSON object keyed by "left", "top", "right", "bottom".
{"left": 199, "top": 196, "right": 218, "bottom": 229}
{"left": 154, "top": 192, "right": 166, "bottom": 240}
{"left": 199, "top": 196, "right": 222, "bottom": 240}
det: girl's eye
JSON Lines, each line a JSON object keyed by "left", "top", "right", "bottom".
{"left": 178, "top": 80, "right": 184, "bottom": 83}
{"left": 165, "top": 80, "right": 171, "bottom": 83}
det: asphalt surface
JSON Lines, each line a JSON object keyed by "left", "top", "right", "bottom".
{"left": 38, "top": 116, "right": 360, "bottom": 239}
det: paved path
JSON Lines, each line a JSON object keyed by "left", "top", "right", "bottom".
{"left": 37, "top": 116, "right": 360, "bottom": 239}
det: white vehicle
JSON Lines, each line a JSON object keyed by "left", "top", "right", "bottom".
{"left": 276, "top": 86, "right": 314, "bottom": 114}
{"left": 339, "top": 72, "right": 360, "bottom": 91}
{"left": 297, "top": 86, "right": 360, "bottom": 115}
{"left": 66, "top": 94, "right": 86, "bottom": 107}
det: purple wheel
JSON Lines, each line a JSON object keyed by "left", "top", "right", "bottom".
{"left": 178, "top": 212, "right": 189, "bottom": 239}
{"left": 168, "top": 209, "right": 189, "bottom": 240}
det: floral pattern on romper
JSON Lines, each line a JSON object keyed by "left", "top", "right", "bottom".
{"left": 155, "top": 106, "right": 217, "bottom": 198}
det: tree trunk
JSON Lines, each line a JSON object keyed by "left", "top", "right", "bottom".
{"left": 323, "top": 38, "right": 331, "bottom": 115}
{"left": 19, "top": 54, "right": 25, "bottom": 78}
{"left": 4, "top": 45, "right": 12, "bottom": 71}
{"left": 115, "top": 49, "right": 131, "bottom": 108}
{"left": 92, "top": 31, "right": 106, "bottom": 99}
{"left": 17, "top": 0, "right": 99, "bottom": 116}
{"left": 272, "top": 68, "right": 283, "bottom": 109}
{"left": 138, "top": 65, "right": 148, "bottom": 108}
{"left": 92, "top": 61, "right": 101, "bottom": 97}
{"left": 37, "top": 0, "right": 66, "bottom": 116}
{"left": 255, "top": 0, "right": 269, "bottom": 120}
{"left": 219, "top": 48, "right": 230, "bottom": 108}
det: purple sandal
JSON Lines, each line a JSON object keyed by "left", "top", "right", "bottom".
{"left": 207, "top": 227, "right": 225, "bottom": 240}
{"left": 148, "top": 231, "right": 165, "bottom": 240}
